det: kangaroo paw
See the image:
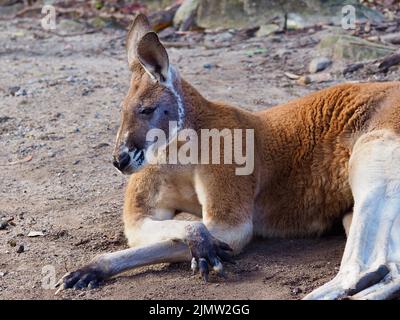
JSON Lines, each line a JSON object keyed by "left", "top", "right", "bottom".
{"left": 185, "top": 223, "right": 234, "bottom": 282}
{"left": 55, "top": 264, "right": 106, "bottom": 294}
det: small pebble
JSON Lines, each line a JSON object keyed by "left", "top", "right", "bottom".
{"left": 8, "top": 239, "right": 17, "bottom": 247}
{"left": 93, "top": 142, "right": 109, "bottom": 149}
{"left": 15, "top": 88, "right": 27, "bottom": 97}
{"left": 8, "top": 86, "right": 20, "bottom": 96}
{"left": 203, "top": 63, "right": 215, "bottom": 69}
{"left": 292, "top": 287, "right": 302, "bottom": 295}
{"left": 27, "top": 230, "right": 44, "bottom": 237}
{"left": 0, "top": 220, "right": 8, "bottom": 230}
{"left": 66, "top": 75, "right": 76, "bottom": 83}
{"left": 308, "top": 57, "right": 332, "bottom": 73}
{"left": 82, "top": 88, "right": 92, "bottom": 96}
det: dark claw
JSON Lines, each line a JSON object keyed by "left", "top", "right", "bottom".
{"left": 88, "top": 279, "right": 100, "bottom": 290}
{"left": 73, "top": 279, "right": 88, "bottom": 290}
{"left": 62, "top": 272, "right": 80, "bottom": 288}
{"left": 207, "top": 253, "right": 219, "bottom": 266}
{"left": 211, "top": 258, "right": 227, "bottom": 279}
{"left": 347, "top": 265, "right": 390, "bottom": 296}
{"left": 208, "top": 254, "right": 225, "bottom": 276}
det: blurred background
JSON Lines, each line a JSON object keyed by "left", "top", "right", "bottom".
{"left": 0, "top": 0, "right": 400, "bottom": 300}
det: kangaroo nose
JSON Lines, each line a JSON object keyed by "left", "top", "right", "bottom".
{"left": 113, "top": 152, "right": 130, "bottom": 171}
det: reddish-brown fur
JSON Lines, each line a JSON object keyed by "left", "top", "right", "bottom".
{"left": 121, "top": 77, "right": 400, "bottom": 241}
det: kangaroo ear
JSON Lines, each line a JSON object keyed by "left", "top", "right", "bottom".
{"left": 137, "top": 32, "right": 169, "bottom": 83}
{"left": 126, "top": 14, "right": 151, "bottom": 66}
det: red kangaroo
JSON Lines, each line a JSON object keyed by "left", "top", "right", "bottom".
{"left": 56, "top": 14, "right": 400, "bottom": 300}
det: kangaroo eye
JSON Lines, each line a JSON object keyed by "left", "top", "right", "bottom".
{"left": 139, "top": 107, "right": 156, "bottom": 115}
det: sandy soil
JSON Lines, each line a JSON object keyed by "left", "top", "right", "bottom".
{"left": 0, "top": 17, "right": 397, "bottom": 300}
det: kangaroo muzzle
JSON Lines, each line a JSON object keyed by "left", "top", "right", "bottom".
{"left": 113, "top": 147, "right": 146, "bottom": 174}
{"left": 113, "top": 151, "right": 131, "bottom": 172}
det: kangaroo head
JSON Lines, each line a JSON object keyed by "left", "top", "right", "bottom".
{"left": 113, "top": 14, "right": 184, "bottom": 174}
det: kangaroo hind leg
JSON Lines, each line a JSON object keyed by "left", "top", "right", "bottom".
{"left": 305, "top": 130, "right": 400, "bottom": 300}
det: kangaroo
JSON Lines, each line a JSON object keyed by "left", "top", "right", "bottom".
{"left": 56, "top": 14, "right": 400, "bottom": 300}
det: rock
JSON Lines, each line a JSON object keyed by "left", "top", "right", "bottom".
{"left": 58, "top": 19, "right": 86, "bottom": 35}
{"left": 87, "top": 17, "right": 108, "bottom": 29}
{"left": 9, "top": 86, "right": 25, "bottom": 97}
{"left": 158, "top": 27, "right": 176, "bottom": 39}
{"left": 0, "top": 116, "right": 12, "bottom": 123}
{"left": 308, "top": 57, "right": 332, "bottom": 73}
{"left": 286, "top": 13, "right": 305, "bottom": 30}
{"left": 244, "top": 48, "right": 267, "bottom": 58}
{"left": 8, "top": 239, "right": 16, "bottom": 247}
{"left": 318, "top": 34, "right": 396, "bottom": 62}
{"left": 0, "top": 271, "right": 5, "bottom": 277}
{"left": 0, "top": 220, "right": 8, "bottom": 230}
{"left": 8, "top": 86, "right": 20, "bottom": 96}
{"left": 93, "top": 142, "right": 110, "bottom": 149}
{"left": 292, "top": 287, "right": 303, "bottom": 295}
{"left": 47, "top": 151, "right": 56, "bottom": 158}
{"left": 66, "top": 76, "right": 77, "bottom": 83}
{"left": 0, "top": 0, "right": 21, "bottom": 5}
{"left": 16, "top": 244, "right": 24, "bottom": 253}
{"left": 256, "top": 24, "right": 280, "bottom": 37}
{"left": 379, "top": 52, "right": 400, "bottom": 72}
{"left": 87, "top": 16, "right": 124, "bottom": 30}
{"left": 194, "top": 0, "right": 383, "bottom": 30}
{"left": 297, "top": 75, "right": 312, "bottom": 85}
{"left": 0, "top": 2, "right": 22, "bottom": 17}
{"left": 148, "top": 4, "right": 180, "bottom": 32}
{"left": 380, "top": 32, "right": 400, "bottom": 45}
{"left": 204, "top": 31, "right": 234, "bottom": 44}
{"left": 284, "top": 72, "right": 301, "bottom": 80}
{"left": 27, "top": 230, "right": 44, "bottom": 237}
{"left": 343, "top": 62, "right": 364, "bottom": 75}
{"left": 297, "top": 73, "right": 332, "bottom": 85}
{"left": 82, "top": 88, "right": 94, "bottom": 96}
{"left": 15, "top": 88, "right": 27, "bottom": 96}
{"left": 173, "top": 0, "right": 199, "bottom": 30}
{"left": 203, "top": 63, "right": 215, "bottom": 69}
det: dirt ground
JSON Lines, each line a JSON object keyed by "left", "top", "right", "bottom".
{"left": 0, "top": 15, "right": 398, "bottom": 300}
